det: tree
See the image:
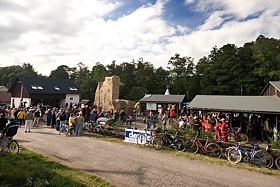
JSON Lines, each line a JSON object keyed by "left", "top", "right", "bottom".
{"left": 22, "top": 62, "right": 38, "bottom": 76}
{"left": 167, "top": 53, "right": 195, "bottom": 99}
{"left": 49, "top": 65, "right": 70, "bottom": 79}
{"left": 251, "top": 35, "right": 280, "bottom": 83}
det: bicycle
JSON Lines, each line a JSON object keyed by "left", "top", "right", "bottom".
{"left": 228, "top": 127, "right": 249, "bottom": 143}
{"left": 136, "top": 129, "right": 158, "bottom": 146}
{"left": 185, "top": 131, "right": 222, "bottom": 158}
{"left": 27, "top": 174, "right": 50, "bottom": 187}
{"left": 0, "top": 124, "right": 20, "bottom": 154}
{"left": 0, "top": 135, "right": 20, "bottom": 154}
{"left": 152, "top": 130, "right": 186, "bottom": 151}
{"left": 227, "top": 142, "right": 274, "bottom": 168}
{"left": 83, "top": 120, "right": 97, "bottom": 133}
{"left": 275, "top": 155, "right": 280, "bottom": 169}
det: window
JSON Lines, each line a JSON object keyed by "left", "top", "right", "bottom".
{"left": 68, "top": 87, "right": 78, "bottom": 91}
{"left": 31, "top": 85, "right": 43, "bottom": 90}
{"left": 54, "top": 86, "right": 60, "bottom": 90}
{"left": 31, "top": 85, "right": 38, "bottom": 90}
{"left": 70, "top": 97, "right": 73, "bottom": 100}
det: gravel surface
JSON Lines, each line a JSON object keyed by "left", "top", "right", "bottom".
{"left": 15, "top": 126, "right": 280, "bottom": 187}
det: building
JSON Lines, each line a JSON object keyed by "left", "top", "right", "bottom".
{"left": 260, "top": 81, "right": 280, "bottom": 97}
{"left": 138, "top": 89, "right": 187, "bottom": 115}
{"left": 8, "top": 75, "right": 81, "bottom": 108}
{"left": 0, "top": 86, "right": 11, "bottom": 106}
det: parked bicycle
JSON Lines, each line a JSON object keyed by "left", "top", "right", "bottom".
{"left": 0, "top": 135, "right": 19, "bottom": 154}
{"left": 0, "top": 124, "right": 20, "bottom": 154}
{"left": 275, "top": 155, "right": 280, "bottom": 169}
{"left": 136, "top": 129, "right": 158, "bottom": 146}
{"left": 83, "top": 121, "right": 97, "bottom": 133}
{"left": 152, "top": 130, "right": 186, "bottom": 151}
{"left": 227, "top": 142, "right": 273, "bottom": 168}
{"left": 266, "top": 145, "right": 280, "bottom": 169}
{"left": 228, "top": 127, "right": 249, "bottom": 143}
{"left": 185, "top": 131, "right": 222, "bottom": 158}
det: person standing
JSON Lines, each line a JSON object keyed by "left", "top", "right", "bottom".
{"left": 46, "top": 109, "right": 52, "bottom": 126}
{"left": 74, "top": 112, "right": 84, "bottom": 136}
{"left": 51, "top": 108, "right": 56, "bottom": 128}
{"left": 68, "top": 113, "right": 75, "bottom": 135}
{"left": 33, "top": 108, "right": 42, "bottom": 127}
{"left": 162, "top": 112, "right": 168, "bottom": 131}
{"left": 145, "top": 116, "right": 151, "bottom": 131}
{"left": 17, "top": 109, "right": 25, "bottom": 128}
{"left": 220, "top": 118, "right": 229, "bottom": 142}
{"left": 24, "top": 109, "right": 33, "bottom": 133}
{"left": 263, "top": 117, "right": 272, "bottom": 141}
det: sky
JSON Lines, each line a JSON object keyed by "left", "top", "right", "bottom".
{"left": 0, "top": 0, "right": 280, "bottom": 76}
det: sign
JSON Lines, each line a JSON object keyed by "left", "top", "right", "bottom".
{"left": 146, "top": 103, "right": 156, "bottom": 110}
{"left": 124, "top": 129, "right": 151, "bottom": 144}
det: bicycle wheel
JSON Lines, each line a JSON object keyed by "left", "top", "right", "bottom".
{"left": 252, "top": 150, "right": 273, "bottom": 168}
{"left": 136, "top": 134, "right": 147, "bottom": 145}
{"left": 275, "top": 156, "right": 280, "bottom": 170}
{"left": 94, "top": 126, "right": 102, "bottom": 135}
{"left": 227, "top": 147, "right": 242, "bottom": 164}
{"left": 237, "top": 133, "right": 249, "bottom": 144}
{"left": 174, "top": 138, "right": 187, "bottom": 152}
{"left": 8, "top": 140, "right": 19, "bottom": 154}
{"left": 205, "top": 143, "right": 222, "bottom": 158}
{"left": 185, "top": 140, "right": 199, "bottom": 153}
{"left": 152, "top": 137, "right": 164, "bottom": 150}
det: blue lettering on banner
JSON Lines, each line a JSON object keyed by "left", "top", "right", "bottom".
{"left": 124, "top": 129, "right": 151, "bottom": 144}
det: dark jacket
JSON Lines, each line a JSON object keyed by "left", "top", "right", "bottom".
{"left": 3, "top": 120, "right": 19, "bottom": 137}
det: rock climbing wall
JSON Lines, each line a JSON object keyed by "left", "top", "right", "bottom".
{"left": 94, "top": 76, "right": 135, "bottom": 115}
{"left": 94, "top": 75, "right": 120, "bottom": 112}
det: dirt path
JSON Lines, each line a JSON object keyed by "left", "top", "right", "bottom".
{"left": 15, "top": 126, "right": 280, "bottom": 187}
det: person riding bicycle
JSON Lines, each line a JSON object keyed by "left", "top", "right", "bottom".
{"left": 1, "top": 116, "right": 18, "bottom": 153}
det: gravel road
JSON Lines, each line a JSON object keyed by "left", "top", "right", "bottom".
{"left": 15, "top": 126, "right": 280, "bottom": 187}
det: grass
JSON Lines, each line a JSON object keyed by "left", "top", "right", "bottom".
{"left": 0, "top": 147, "right": 114, "bottom": 187}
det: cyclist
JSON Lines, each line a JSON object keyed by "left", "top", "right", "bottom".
{"left": 1, "top": 117, "right": 18, "bottom": 153}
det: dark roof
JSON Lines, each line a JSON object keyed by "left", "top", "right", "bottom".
{"left": 188, "top": 95, "right": 280, "bottom": 114}
{"left": 8, "top": 75, "right": 81, "bottom": 95}
{"left": 139, "top": 94, "right": 185, "bottom": 103}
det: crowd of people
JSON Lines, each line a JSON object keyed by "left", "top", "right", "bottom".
{"left": 141, "top": 107, "right": 279, "bottom": 143}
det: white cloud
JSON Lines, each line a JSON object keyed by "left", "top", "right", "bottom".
{"left": 0, "top": 0, "right": 280, "bottom": 76}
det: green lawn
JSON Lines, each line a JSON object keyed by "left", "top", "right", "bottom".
{"left": 0, "top": 147, "right": 114, "bottom": 187}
